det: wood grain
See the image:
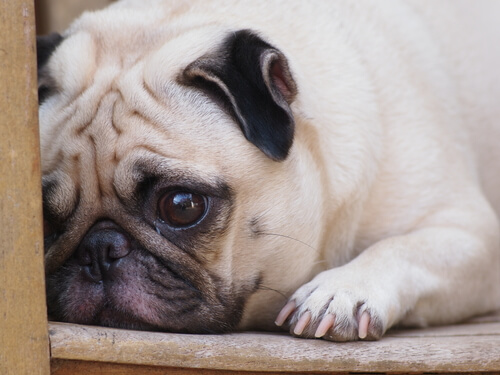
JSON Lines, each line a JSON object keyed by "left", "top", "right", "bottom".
{"left": 49, "top": 311, "right": 500, "bottom": 374}
{"left": 0, "top": 1, "right": 50, "bottom": 374}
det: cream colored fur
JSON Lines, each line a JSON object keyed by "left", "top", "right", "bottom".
{"left": 40, "top": 0, "right": 500, "bottom": 340}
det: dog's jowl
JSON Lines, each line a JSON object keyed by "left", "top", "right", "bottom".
{"left": 38, "top": 0, "right": 500, "bottom": 341}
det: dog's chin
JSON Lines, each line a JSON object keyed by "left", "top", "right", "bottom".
{"left": 46, "top": 248, "right": 246, "bottom": 333}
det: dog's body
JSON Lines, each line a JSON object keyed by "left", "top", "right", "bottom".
{"left": 38, "top": 0, "right": 500, "bottom": 341}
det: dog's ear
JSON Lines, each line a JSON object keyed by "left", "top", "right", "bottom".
{"left": 37, "top": 33, "right": 63, "bottom": 104}
{"left": 182, "top": 30, "right": 298, "bottom": 161}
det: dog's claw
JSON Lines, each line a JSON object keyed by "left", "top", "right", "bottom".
{"left": 275, "top": 300, "right": 296, "bottom": 326}
{"left": 293, "top": 311, "right": 311, "bottom": 335}
{"left": 358, "top": 311, "right": 370, "bottom": 339}
{"left": 314, "top": 313, "right": 335, "bottom": 338}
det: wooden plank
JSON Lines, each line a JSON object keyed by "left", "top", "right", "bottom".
{"left": 0, "top": 1, "right": 50, "bottom": 374}
{"left": 49, "top": 313, "right": 500, "bottom": 374}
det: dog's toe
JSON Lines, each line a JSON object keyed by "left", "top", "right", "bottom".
{"left": 285, "top": 304, "right": 384, "bottom": 341}
{"left": 277, "top": 275, "right": 387, "bottom": 341}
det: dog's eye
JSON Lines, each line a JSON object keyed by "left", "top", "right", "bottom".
{"left": 158, "top": 191, "right": 207, "bottom": 228}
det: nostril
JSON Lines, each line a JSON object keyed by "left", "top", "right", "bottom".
{"left": 108, "top": 235, "right": 131, "bottom": 260}
{"left": 83, "top": 262, "right": 104, "bottom": 284}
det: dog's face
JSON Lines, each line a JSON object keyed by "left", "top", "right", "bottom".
{"left": 38, "top": 12, "right": 325, "bottom": 332}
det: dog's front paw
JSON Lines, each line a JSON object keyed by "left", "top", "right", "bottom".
{"left": 275, "top": 271, "right": 387, "bottom": 341}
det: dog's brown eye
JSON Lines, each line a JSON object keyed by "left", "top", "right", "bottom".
{"left": 158, "top": 191, "right": 207, "bottom": 228}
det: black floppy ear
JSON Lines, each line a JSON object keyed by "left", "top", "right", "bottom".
{"left": 182, "top": 30, "right": 298, "bottom": 161}
{"left": 36, "top": 33, "right": 63, "bottom": 104}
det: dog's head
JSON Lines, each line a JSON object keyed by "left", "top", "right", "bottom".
{"left": 38, "top": 7, "right": 325, "bottom": 332}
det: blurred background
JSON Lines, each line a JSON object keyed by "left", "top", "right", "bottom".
{"left": 35, "top": 0, "right": 116, "bottom": 34}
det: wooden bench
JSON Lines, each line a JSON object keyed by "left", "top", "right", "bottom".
{"left": 50, "top": 312, "right": 500, "bottom": 374}
{"left": 1, "top": 1, "right": 499, "bottom": 374}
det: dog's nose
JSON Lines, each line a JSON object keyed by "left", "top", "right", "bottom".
{"left": 76, "top": 221, "right": 131, "bottom": 283}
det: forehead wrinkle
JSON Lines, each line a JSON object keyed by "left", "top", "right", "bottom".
{"left": 40, "top": 65, "right": 123, "bottom": 169}
{"left": 82, "top": 91, "right": 125, "bottom": 201}
{"left": 114, "top": 83, "right": 172, "bottom": 143}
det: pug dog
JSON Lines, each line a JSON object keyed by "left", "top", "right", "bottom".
{"left": 37, "top": 0, "right": 500, "bottom": 341}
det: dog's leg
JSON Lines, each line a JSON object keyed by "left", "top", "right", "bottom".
{"left": 276, "top": 203, "right": 500, "bottom": 341}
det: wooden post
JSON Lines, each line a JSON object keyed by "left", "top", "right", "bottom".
{"left": 0, "top": 1, "right": 50, "bottom": 374}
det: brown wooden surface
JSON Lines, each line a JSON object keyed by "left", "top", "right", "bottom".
{"left": 49, "top": 310, "right": 500, "bottom": 374}
{"left": 0, "top": 1, "right": 50, "bottom": 374}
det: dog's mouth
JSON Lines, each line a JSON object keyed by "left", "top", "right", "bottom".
{"left": 46, "top": 220, "right": 250, "bottom": 333}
